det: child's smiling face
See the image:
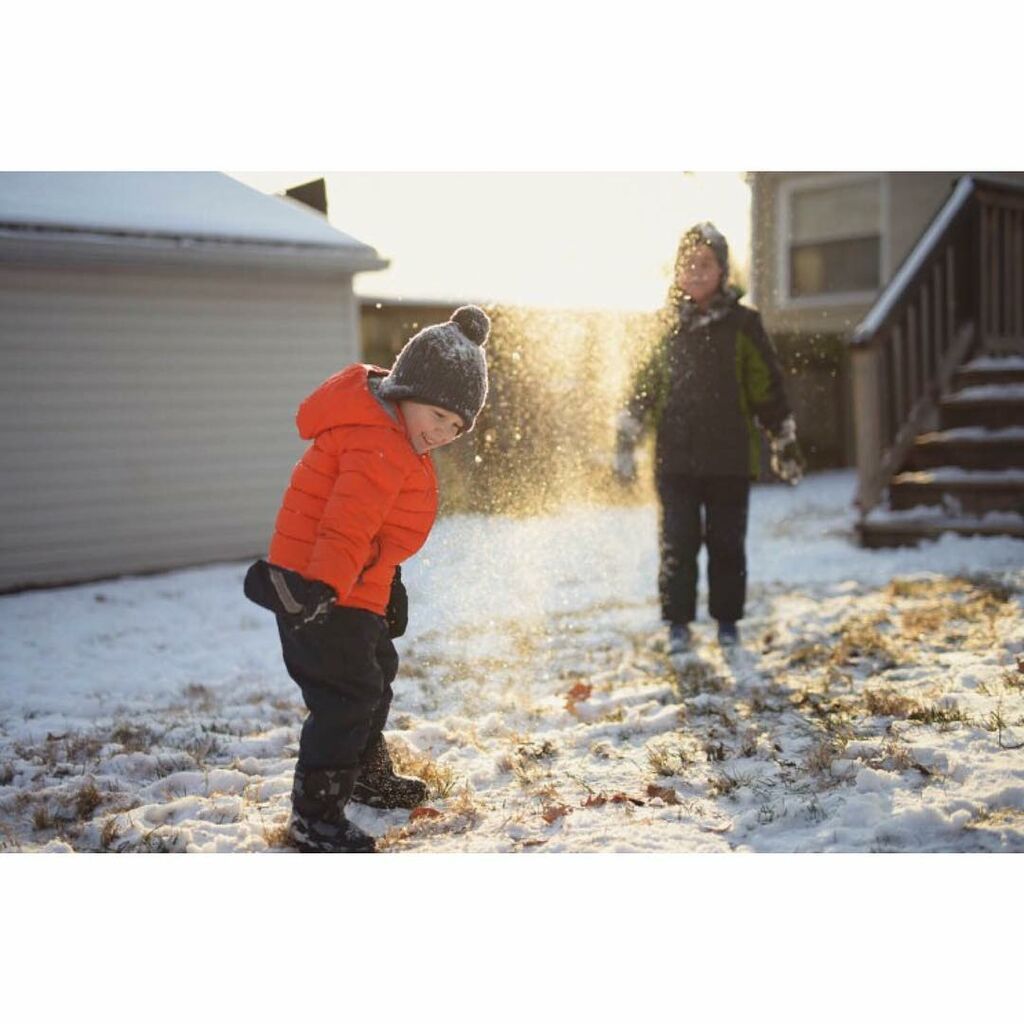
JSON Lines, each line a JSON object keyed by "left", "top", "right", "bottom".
{"left": 399, "top": 401, "right": 465, "bottom": 455}
{"left": 676, "top": 242, "right": 723, "bottom": 306}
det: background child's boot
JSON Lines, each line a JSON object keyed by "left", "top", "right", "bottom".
{"left": 289, "top": 764, "right": 376, "bottom": 853}
{"left": 351, "top": 735, "right": 428, "bottom": 809}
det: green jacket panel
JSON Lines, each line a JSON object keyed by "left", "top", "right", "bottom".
{"left": 624, "top": 295, "right": 790, "bottom": 478}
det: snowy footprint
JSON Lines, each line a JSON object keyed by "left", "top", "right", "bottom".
{"left": 718, "top": 643, "right": 768, "bottom": 692}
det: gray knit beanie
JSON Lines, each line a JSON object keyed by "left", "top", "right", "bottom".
{"left": 377, "top": 305, "right": 491, "bottom": 431}
{"left": 678, "top": 221, "right": 729, "bottom": 285}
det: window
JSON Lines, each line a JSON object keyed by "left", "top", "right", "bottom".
{"left": 785, "top": 176, "right": 882, "bottom": 300}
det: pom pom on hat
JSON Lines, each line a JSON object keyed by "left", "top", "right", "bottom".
{"left": 377, "top": 305, "right": 491, "bottom": 432}
{"left": 451, "top": 305, "right": 490, "bottom": 346}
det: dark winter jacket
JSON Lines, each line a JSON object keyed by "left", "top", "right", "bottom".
{"left": 623, "top": 290, "right": 791, "bottom": 478}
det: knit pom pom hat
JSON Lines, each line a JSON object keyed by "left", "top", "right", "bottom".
{"left": 677, "top": 221, "right": 730, "bottom": 286}
{"left": 377, "top": 305, "right": 490, "bottom": 432}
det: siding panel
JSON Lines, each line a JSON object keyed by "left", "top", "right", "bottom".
{"left": 0, "top": 259, "right": 362, "bottom": 590}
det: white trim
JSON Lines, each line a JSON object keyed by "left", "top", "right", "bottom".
{"left": 776, "top": 172, "right": 888, "bottom": 309}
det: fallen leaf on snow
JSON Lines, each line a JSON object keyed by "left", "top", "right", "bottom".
{"left": 564, "top": 681, "right": 593, "bottom": 713}
{"left": 409, "top": 807, "right": 442, "bottom": 821}
{"left": 610, "top": 793, "right": 646, "bottom": 806}
{"left": 646, "top": 784, "right": 680, "bottom": 805}
{"left": 542, "top": 803, "right": 572, "bottom": 823}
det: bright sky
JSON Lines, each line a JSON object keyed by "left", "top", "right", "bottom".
{"left": 227, "top": 172, "right": 750, "bottom": 312}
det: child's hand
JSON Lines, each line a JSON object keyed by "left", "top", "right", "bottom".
{"left": 614, "top": 410, "right": 641, "bottom": 484}
{"left": 613, "top": 446, "right": 637, "bottom": 484}
{"left": 769, "top": 416, "right": 806, "bottom": 486}
{"left": 298, "top": 581, "right": 337, "bottom": 626}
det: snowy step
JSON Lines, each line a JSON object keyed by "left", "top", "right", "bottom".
{"left": 954, "top": 355, "right": 1024, "bottom": 389}
{"left": 905, "top": 426, "right": 1024, "bottom": 470}
{"left": 889, "top": 466, "right": 1024, "bottom": 514}
{"left": 940, "top": 384, "right": 1024, "bottom": 429}
{"left": 858, "top": 507, "right": 1024, "bottom": 548}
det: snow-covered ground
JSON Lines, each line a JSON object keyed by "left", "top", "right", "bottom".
{"left": 1, "top": 469, "right": 1022, "bottom": 853}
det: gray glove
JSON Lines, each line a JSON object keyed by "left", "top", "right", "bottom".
{"left": 613, "top": 447, "right": 637, "bottom": 483}
{"left": 614, "top": 410, "right": 642, "bottom": 484}
{"left": 769, "top": 415, "right": 805, "bottom": 486}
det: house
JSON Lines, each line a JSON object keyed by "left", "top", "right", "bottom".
{"left": 749, "top": 171, "right": 1024, "bottom": 545}
{"left": 0, "top": 172, "right": 387, "bottom": 591}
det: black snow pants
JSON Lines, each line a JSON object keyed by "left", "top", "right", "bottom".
{"left": 276, "top": 605, "right": 399, "bottom": 771}
{"left": 656, "top": 473, "right": 750, "bottom": 626}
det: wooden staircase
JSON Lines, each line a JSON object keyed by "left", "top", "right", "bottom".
{"left": 860, "top": 356, "right": 1024, "bottom": 546}
{"left": 850, "top": 176, "right": 1024, "bottom": 547}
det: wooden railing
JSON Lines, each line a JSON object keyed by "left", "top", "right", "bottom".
{"left": 978, "top": 182, "right": 1024, "bottom": 352}
{"left": 849, "top": 175, "right": 1024, "bottom": 514}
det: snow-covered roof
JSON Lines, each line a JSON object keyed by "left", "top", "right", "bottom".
{"left": 0, "top": 172, "right": 386, "bottom": 268}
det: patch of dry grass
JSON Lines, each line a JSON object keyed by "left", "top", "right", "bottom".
{"left": 646, "top": 738, "right": 695, "bottom": 777}
{"left": 674, "top": 659, "right": 729, "bottom": 695}
{"left": 99, "top": 815, "right": 122, "bottom": 851}
{"left": 802, "top": 737, "right": 845, "bottom": 775}
{"left": 183, "top": 683, "right": 217, "bottom": 712}
{"left": 878, "top": 736, "right": 916, "bottom": 772}
{"left": 834, "top": 613, "right": 898, "bottom": 668}
{"left": 888, "top": 576, "right": 1014, "bottom": 647}
{"left": 261, "top": 821, "right": 293, "bottom": 849}
{"left": 863, "top": 688, "right": 919, "bottom": 718}
{"left": 111, "top": 723, "right": 158, "bottom": 753}
{"left": 787, "top": 642, "right": 831, "bottom": 668}
{"left": 376, "top": 784, "right": 482, "bottom": 850}
{"left": 886, "top": 578, "right": 958, "bottom": 599}
{"left": 907, "top": 702, "right": 972, "bottom": 728}
{"left": 74, "top": 780, "right": 103, "bottom": 820}
{"left": 388, "top": 740, "right": 457, "bottom": 798}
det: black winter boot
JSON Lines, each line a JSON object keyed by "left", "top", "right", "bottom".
{"left": 288, "top": 764, "right": 376, "bottom": 853}
{"left": 351, "top": 735, "right": 428, "bottom": 810}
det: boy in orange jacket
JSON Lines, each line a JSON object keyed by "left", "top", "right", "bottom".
{"left": 264, "top": 306, "right": 490, "bottom": 852}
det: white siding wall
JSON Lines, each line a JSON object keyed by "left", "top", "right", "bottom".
{"left": 0, "top": 259, "right": 361, "bottom": 590}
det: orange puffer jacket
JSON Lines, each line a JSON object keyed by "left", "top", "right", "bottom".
{"left": 268, "top": 364, "right": 438, "bottom": 616}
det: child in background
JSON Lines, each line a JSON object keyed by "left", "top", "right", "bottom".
{"left": 265, "top": 306, "right": 490, "bottom": 852}
{"left": 616, "top": 223, "right": 803, "bottom": 655}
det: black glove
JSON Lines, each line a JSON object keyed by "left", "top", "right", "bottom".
{"left": 385, "top": 566, "right": 408, "bottom": 638}
{"left": 243, "top": 560, "right": 336, "bottom": 627}
{"left": 295, "top": 580, "right": 337, "bottom": 627}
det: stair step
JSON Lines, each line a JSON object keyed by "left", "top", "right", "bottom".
{"left": 954, "top": 355, "right": 1024, "bottom": 389}
{"left": 904, "top": 427, "right": 1024, "bottom": 470}
{"left": 940, "top": 383, "right": 1024, "bottom": 429}
{"left": 890, "top": 468, "right": 1024, "bottom": 513}
{"left": 858, "top": 510, "right": 1024, "bottom": 548}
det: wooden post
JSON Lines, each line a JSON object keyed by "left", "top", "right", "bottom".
{"left": 946, "top": 245, "right": 956, "bottom": 355}
{"left": 1004, "top": 206, "right": 1012, "bottom": 344}
{"left": 906, "top": 304, "right": 919, "bottom": 415}
{"left": 891, "top": 324, "right": 905, "bottom": 429}
{"left": 920, "top": 283, "right": 931, "bottom": 394}
{"left": 980, "top": 202, "right": 990, "bottom": 347}
{"left": 1016, "top": 208, "right": 1023, "bottom": 342}
{"left": 852, "top": 342, "right": 884, "bottom": 514}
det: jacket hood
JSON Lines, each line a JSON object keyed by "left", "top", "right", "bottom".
{"left": 296, "top": 364, "right": 401, "bottom": 440}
